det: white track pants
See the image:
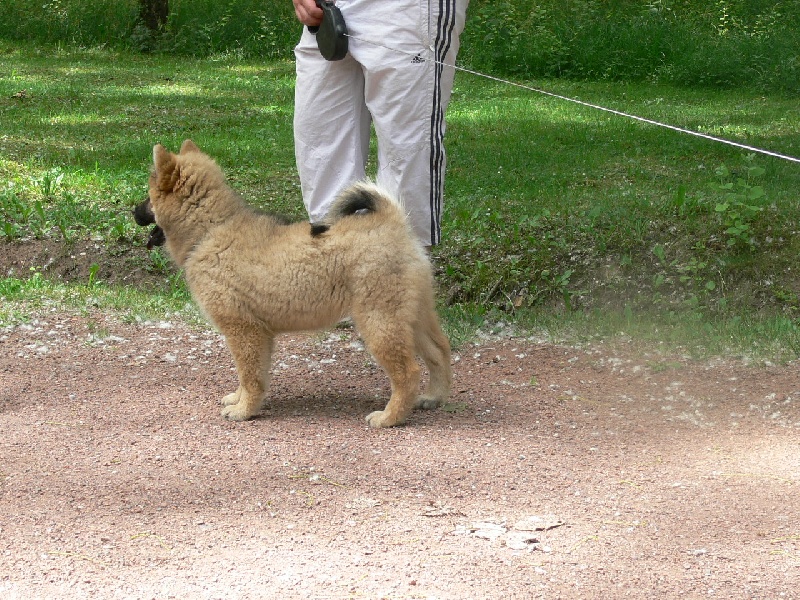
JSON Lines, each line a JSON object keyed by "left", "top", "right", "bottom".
{"left": 294, "top": 0, "right": 469, "bottom": 245}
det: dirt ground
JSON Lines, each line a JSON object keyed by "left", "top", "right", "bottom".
{"left": 1, "top": 303, "right": 799, "bottom": 599}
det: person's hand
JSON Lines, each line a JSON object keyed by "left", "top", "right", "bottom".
{"left": 293, "top": 0, "right": 324, "bottom": 27}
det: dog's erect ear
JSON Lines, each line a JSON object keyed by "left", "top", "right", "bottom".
{"left": 153, "top": 144, "right": 179, "bottom": 192}
{"left": 153, "top": 143, "right": 172, "bottom": 172}
{"left": 180, "top": 139, "right": 201, "bottom": 154}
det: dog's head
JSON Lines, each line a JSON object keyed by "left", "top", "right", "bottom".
{"left": 134, "top": 139, "right": 205, "bottom": 252}
{"left": 148, "top": 139, "right": 226, "bottom": 217}
{"left": 143, "top": 139, "right": 233, "bottom": 264}
{"left": 134, "top": 141, "right": 211, "bottom": 253}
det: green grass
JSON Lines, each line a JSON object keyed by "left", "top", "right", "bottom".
{"left": 0, "top": 43, "right": 300, "bottom": 212}
{"left": 1, "top": 42, "right": 800, "bottom": 360}
{"left": 0, "top": 268, "right": 197, "bottom": 325}
{"left": 441, "top": 80, "right": 800, "bottom": 315}
{"left": 442, "top": 303, "right": 800, "bottom": 363}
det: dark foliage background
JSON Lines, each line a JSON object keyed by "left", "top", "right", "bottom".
{"left": 1, "top": 1, "right": 797, "bottom": 92}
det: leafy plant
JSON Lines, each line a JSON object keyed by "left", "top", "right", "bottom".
{"left": 2, "top": 221, "right": 21, "bottom": 240}
{"left": 87, "top": 263, "right": 100, "bottom": 287}
{"left": 712, "top": 155, "right": 766, "bottom": 250}
{"left": 541, "top": 268, "right": 581, "bottom": 311}
{"left": 147, "top": 248, "right": 172, "bottom": 274}
{"left": 37, "top": 169, "right": 63, "bottom": 198}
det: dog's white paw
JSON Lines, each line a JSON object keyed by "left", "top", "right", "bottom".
{"left": 221, "top": 403, "right": 254, "bottom": 421}
{"left": 221, "top": 391, "right": 240, "bottom": 407}
{"left": 415, "top": 395, "right": 442, "bottom": 410}
{"left": 365, "top": 410, "right": 403, "bottom": 428}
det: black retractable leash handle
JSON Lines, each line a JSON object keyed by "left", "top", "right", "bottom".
{"left": 307, "top": 0, "right": 348, "bottom": 61}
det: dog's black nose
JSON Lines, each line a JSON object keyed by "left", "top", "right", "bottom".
{"left": 133, "top": 197, "right": 156, "bottom": 226}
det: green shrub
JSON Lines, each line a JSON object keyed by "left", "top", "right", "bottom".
{"left": 0, "top": 0, "right": 139, "bottom": 46}
{"left": 459, "top": 0, "right": 800, "bottom": 92}
{"left": 156, "top": 0, "right": 298, "bottom": 58}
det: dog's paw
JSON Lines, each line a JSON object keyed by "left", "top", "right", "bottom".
{"left": 221, "top": 403, "right": 254, "bottom": 421}
{"left": 365, "top": 410, "right": 403, "bottom": 428}
{"left": 415, "top": 395, "right": 442, "bottom": 410}
{"left": 221, "top": 391, "right": 240, "bottom": 407}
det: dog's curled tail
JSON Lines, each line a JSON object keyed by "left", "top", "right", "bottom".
{"left": 310, "top": 182, "right": 404, "bottom": 237}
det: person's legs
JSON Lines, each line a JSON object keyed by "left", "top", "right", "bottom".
{"left": 356, "top": 0, "right": 469, "bottom": 245}
{"left": 426, "top": 0, "right": 469, "bottom": 245}
{"left": 294, "top": 27, "right": 371, "bottom": 224}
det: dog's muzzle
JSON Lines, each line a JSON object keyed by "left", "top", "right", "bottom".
{"left": 133, "top": 197, "right": 166, "bottom": 250}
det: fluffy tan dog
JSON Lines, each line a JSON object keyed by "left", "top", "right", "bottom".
{"left": 143, "top": 140, "right": 451, "bottom": 427}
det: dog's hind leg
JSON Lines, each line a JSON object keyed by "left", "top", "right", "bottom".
{"left": 218, "top": 325, "right": 274, "bottom": 421}
{"left": 360, "top": 322, "right": 421, "bottom": 428}
{"left": 413, "top": 308, "right": 451, "bottom": 410}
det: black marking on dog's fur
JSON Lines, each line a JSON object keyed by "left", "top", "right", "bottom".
{"left": 336, "top": 187, "right": 377, "bottom": 216}
{"left": 312, "top": 186, "right": 380, "bottom": 236}
{"left": 310, "top": 223, "right": 330, "bottom": 237}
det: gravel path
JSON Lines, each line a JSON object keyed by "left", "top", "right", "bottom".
{"left": 2, "top": 311, "right": 799, "bottom": 599}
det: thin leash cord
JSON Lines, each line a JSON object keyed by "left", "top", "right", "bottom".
{"left": 345, "top": 33, "right": 800, "bottom": 165}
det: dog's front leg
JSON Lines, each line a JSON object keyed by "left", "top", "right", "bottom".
{"left": 218, "top": 326, "right": 274, "bottom": 421}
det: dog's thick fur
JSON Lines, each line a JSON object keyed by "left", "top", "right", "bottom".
{"left": 142, "top": 140, "right": 451, "bottom": 427}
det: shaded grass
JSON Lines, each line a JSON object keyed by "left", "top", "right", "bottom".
{"left": 460, "top": 0, "right": 800, "bottom": 94}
